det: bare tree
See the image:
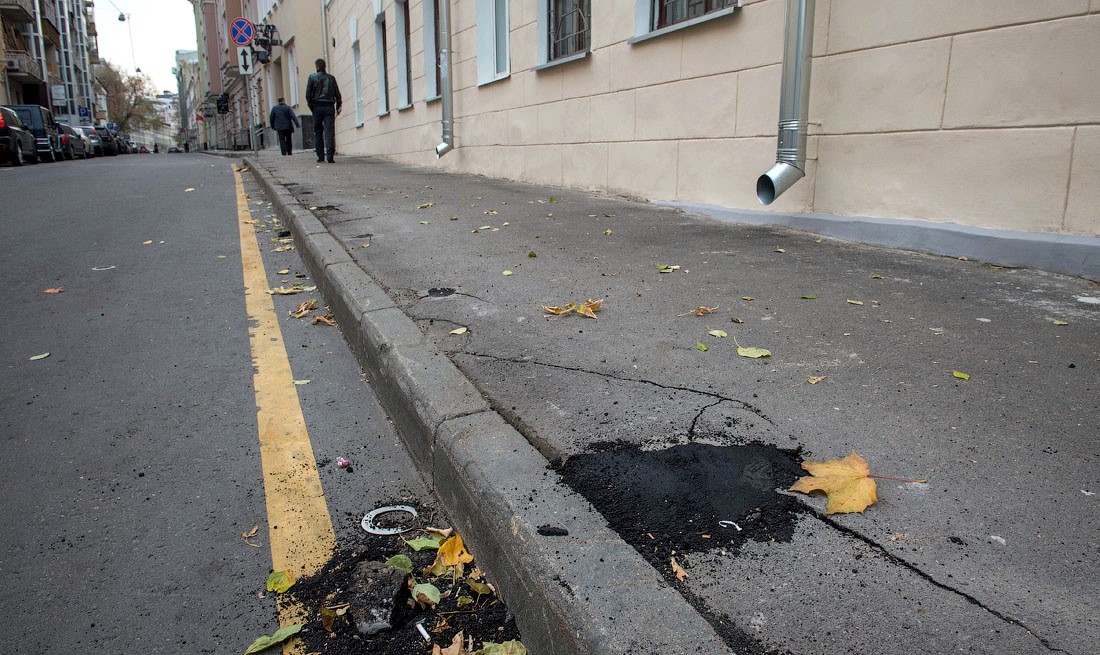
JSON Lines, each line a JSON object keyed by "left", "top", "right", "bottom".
{"left": 95, "top": 62, "right": 163, "bottom": 134}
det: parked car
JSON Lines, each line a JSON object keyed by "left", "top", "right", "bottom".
{"left": 116, "top": 137, "right": 130, "bottom": 154}
{"left": 167, "top": 146, "right": 180, "bottom": 153}
{"left": 0, "top": 106, "right": 38, "bottom": 165}
{"left": 58, "top": 123, "right": 88, "bottom": 160}
{"left": 93, "top": 126, "right": 119, "bottom": 156}
{"left": 3, "top": 105, "right": 62, "bottom": 162}
{"left": 79, "top": 126, "right": 103, "bottom": 156}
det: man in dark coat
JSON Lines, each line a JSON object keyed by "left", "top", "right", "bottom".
{"left": 305, "top": 58, "right": 342, "bottom": 163}
{"left": 269, "top": 97, "right": 300, "bottom": 156}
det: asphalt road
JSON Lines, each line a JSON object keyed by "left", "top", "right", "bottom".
{"left": 0, "top": 154, "right": 429, "bottom": 653}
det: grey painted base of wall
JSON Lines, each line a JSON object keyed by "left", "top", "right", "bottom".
{"left": 662, "top": 202, "right": 1100, "bottom": 281}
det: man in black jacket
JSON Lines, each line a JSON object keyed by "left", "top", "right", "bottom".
{"left": 269, "top": 97, "right": 300, "bottom": 156}
{"left": 305, "top": 58, "right": 342, "bottom": 163}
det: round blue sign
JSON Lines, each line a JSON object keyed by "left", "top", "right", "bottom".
{"left": 230, "top": 18, "right": 255, "bottom": 47}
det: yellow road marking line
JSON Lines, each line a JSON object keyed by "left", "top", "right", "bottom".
{"left": 235, "top": 167, "right": 335, "bottom": 649}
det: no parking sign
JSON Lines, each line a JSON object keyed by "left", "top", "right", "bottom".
{"left": 230, "top": 17, "right": 255, "bottom": 47}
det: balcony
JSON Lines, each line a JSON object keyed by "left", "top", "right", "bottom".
{"left": 5, "top": 50, "right": 44, "bottom": 83}
{"left": 0, "top": 0, "right": 33, "bottom": 23}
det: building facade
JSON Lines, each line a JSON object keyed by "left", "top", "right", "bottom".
{"left": 175, "top": 49, "right": 200, "bottom": 148}
{"left": 1, "top": 0, "right": 99, "bottom": 122}
{"left": 309, "top": 0, "right": 1098, "bottom": 240}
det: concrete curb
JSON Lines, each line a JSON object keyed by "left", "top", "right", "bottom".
{"left": 244, "top": 157, "right": 736, "bottom": 655}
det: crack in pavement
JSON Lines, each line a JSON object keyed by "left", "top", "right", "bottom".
{"left": 687, "top": 399, "right": 728, "bottom": 441}
{"left": 809, "top": 510, "right": 1071, "bottom": 654}
{"left": 465, "top": 352, "right": 775, "bottom": 426}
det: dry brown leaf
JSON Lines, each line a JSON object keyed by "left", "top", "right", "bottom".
{"left": 680, "top": 305, "right": 719, "bottom": 316}
{"left": 432, "top": 631, "right": 465, "bottom": 655}
{"left": 449, "top": 327, "right": 469, "bottom": 335}
{"left": 290, "top": 300, "right": 319, "bottom": 318}
{"left": 789, "top": 452, "right": 892, "bottom": 514}
{"left": 311, "top": 313, "right": 337, "bottom": 326}
{"left": 242, "top": 524, "right": 259, "bottom": 538}
{"left": 542, "top": 302, "right": 577, "bottom": 316}
{"left": 807, "top": 376, "right": 827, "bottom": 385}
{"left": 43, "top": 287, "right": 65, "bottom": 294}
{"left": 671, "top": 557, "right": 688, "bottom": 582}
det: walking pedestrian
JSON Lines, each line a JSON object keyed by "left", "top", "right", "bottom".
{"left": 305, "top": 58, "right": 342, "bottom": 163}
{"left": 269, "top": 97, "right": 300, "bottom": 156}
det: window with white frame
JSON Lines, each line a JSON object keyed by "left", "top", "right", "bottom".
{"left": 353, "top": 41, "right": 364, "bottom": 124}
{"left": 476, "top": 0, "right": 509, "bottom": 86}
{"left": 395, "top": 0, "right": 413, "bottom": 109}
{"left": 547, "top": 0, "right": 589, "bottom": 62}
{"left": 375, "top": 6, "right": 390, "bottom": 115}
{"left": 287, "top": 45, "right": 299, "bottom": 107}
{"left": 423, "top": 0, "right": 443, "bottom": 100}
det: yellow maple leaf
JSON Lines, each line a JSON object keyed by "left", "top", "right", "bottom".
{"left": 789, "top": 452, "right": 879, "bottom": 514}
{"left": 436, "top": 533, "right": 474, "bottom": 567}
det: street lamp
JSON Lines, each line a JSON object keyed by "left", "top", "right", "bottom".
{"left": 116, "top": 13, "right": 140, "bottom": 72}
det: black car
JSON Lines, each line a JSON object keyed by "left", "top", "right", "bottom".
{"left": 4, "top": 105, "right": 62, "bottom": 162}
{"left": 0, "top": 106, "right": 38, "bottom": 165}
{"left": 58, "top": 123, "right": 88, "bottom": 160}
{"left": 93, "top": 126, "right": 119, "bottom": 156}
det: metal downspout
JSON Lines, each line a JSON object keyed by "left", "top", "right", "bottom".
{"left": 320, "top": 0, "right": 329, "bottom": 63}
{"left": 757, "top": 0, "right": 815, "bottom": 205}
{"left": 435, "top": 0, "right": 454, "bottom": 157}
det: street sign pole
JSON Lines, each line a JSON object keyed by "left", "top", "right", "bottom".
{"left": 230, "top": 18, "right": 259, "bottom": 154}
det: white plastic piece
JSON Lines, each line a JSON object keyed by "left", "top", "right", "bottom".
{"left": 361, "top": 505, "right": 418, "bottom": 535}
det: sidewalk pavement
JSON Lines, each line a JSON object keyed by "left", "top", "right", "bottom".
{"left": 244, "top": 150, "right": 1099, "bottom": 655}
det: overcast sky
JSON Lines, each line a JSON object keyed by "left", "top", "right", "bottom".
{"left": 93, "top": 0, "right": 198, "bottom": 94}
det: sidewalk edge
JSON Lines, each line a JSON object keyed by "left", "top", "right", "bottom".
{"left": 244, "top": 158, "right": 737, "bottom": 655}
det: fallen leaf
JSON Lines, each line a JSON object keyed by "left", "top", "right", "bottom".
{"left": 412, "top": 582, "right": 441, "bottom": 608}
{"left": 268, "top": 286, "right": 302, "bottom": 295}
{"left": 435, "top": 534, "right": 475, "bottom": 569}
{"left": 708, "top": 330, "right": 727, "bottom": 338}
{"left": 502, "top": 270, "right": 513, "bottom": 276}
{"left": 1052, "top": 320, "right": 1069, "bottom": 326}
{"left": 683, "top": 305, "right": 718, "bottom": 316}
{"left": 733, "top": 336, "right": 771, "bottom": 359}
{"left": 952, "top": 370, "right": 970, "bottom": 381}
{"left": 29, "top": 353, "right": 50, "bottom": 361}
{"left": 847, "top": 299, "right": 864, "bottom": 306}
{"left": 143, "top": 240, "right": 153, "bottom": 245}
{"left": 385, "top": 554, "right": 413, "bottom": 573}
{"left": 484, "top": 210, "right": 498, "bottom": 215}
{"left": 475, "top": 641, "right": 527, "bottom": 655}
{"left": 542, "top": 302, "right": 576, "bottom": 316}
{"left": 433, "top": 631, "right": 465, "bottom": 655}
{"left": 290, "top": 299, "right": 319, "bottom": 318}
{"left": 293, "top": 379, "right": 311, "bottom": 385}
{"left": 603, "top": 229, "right": 612, "bottom": 236}
{"left": 404, "top": 536, "right": 443, "bottom": 551}
{"left": 43, "top": 287, "right": 65, "bottom": 294}
{"left": 466, "top": 578, "right": 492, "bottom": 596}
{"left": 871, "top": 273, "right": 885, "bottom": 279}
{"left": 266, "top": 570, "right": 295, "bottom": 593}
{"left": 450, "top": 327, "right": 469, "bottom": 335}
{"left": 320, "top": 606, "right": 338, "bottom": 632}
{"left": 774, "top": 248, "right": 786, "bottom": 253}
{"left": 741, "top": 296, "right": 754, "bottom": 301}
{"left": 456, "top": 595, "right": 474, "bottom": 608}
{"left": 277, "top": 269, "right": 290, "bottom": 275}
{"left": 417, "top": 202, "right": 435, "bottom": 209}
{"left": 184, "top": 187, "right": 195, "bottom": 192}
{"left": 244, "top": 624, "right": 302, "bottom": 654}
{"left": 807, "top": 376, "right": 827, "bottom": 384}
{"left": 311, "top": 314, "right": 337, "bottom": 326}
{"left": 671, "top": 557, "right": 688, "bottom": 582}
{"left": 242, "top": 525, "right": 259, "bottom": 538}
{"left": 730, "top": 317, "right": 744, "bottom": 324}
{"left": 801, "top": 295, "right": 818, "bottom": 300}
{"left": 655, "top": 263, "right": 680, "bottom": 274}
{"left": 789, "top": 452, "right": 878, "bottom": 514}
{"left": 695, "top": 342, "right": 709, "bottom": 351}
{"left": 549, "top": 197, "right": 558, "bottom": 203}
{"left": 426, "top": 527, "right": 454, "bottom": 540}
{"left": 528, "top": 251, "right": 537, "bottom": 258}
{"left": 575, "top": 298, "right": 603, "bottom": 319}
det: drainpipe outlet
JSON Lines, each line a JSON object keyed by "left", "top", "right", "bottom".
{"left": 757, "top": 161, "right": 804, "bottom": 206}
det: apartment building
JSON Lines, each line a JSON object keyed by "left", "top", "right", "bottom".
{"left": 1, "top": 0, "right": 98, "bottom": 123}
{"left": 175, "top": 49, "right": 200, "bottom": 149}
{"left": 308, "top": 0, "right": 1099, "bottom": 246}
{"left": 189, "top": 0, "right": 256, "bottom": 149}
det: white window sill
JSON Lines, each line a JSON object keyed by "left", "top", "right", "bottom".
{"left": 628, "top": 7, "right": 737, "bottom": 45}
{"left": 378, "top": 110, "right": 390, "bottom": 118}
{"left": 398, "top": 103, "right": 413, "bottom": 111}
{"left": 356, "top": 120, "right": 365, "bottom": 128}
{"left": 477, "top": 72, "right": 510, "bottom": 88}
{"left": 426, "top": 94, "right": 442, "bottom": 104}
{"left": 531, "top": 50, "right": 589, "bottom": 72}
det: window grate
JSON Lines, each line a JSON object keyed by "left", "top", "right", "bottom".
{"left": 654, "top": 0, "right": 735, "bottom": 30}
{"left": 549, "top": 0, "right": 589, "bottom": 61}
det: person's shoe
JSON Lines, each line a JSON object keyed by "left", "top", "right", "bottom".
{"left": 317, "top": 157, "right": 324, "bottom": 163}
{"left": 327, "top": 157, "right": 335, "bottom": 163}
